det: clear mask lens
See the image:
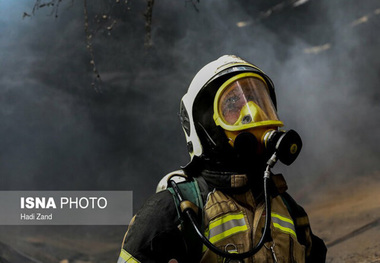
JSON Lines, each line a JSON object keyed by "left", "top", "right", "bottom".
{"left": 214, "top": 73, "right": 283, "bottom": 131}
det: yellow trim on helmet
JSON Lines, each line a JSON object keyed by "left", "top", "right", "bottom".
{"left": 213, "top": 72, "right": 283, "bottom": 131}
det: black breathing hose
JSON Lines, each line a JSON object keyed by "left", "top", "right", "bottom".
{"left": 169, "top": 156, "right": 275, "bottom": 261}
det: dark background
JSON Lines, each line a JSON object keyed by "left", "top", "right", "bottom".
{"left": 1, "top": 0, "right": 379, "bottom": 212}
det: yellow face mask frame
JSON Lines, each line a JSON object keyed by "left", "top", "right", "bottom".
{"left": 213, "top": 73, "right": 284, "bottom": 132}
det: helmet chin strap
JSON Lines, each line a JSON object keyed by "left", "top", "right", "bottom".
{"left": 197, "top": 122, "right": 217, "bottom": 148}
{"left": 196, "top": 123, "right": 240, "bottom": 168}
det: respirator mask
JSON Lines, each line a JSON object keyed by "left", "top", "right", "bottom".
{"left": 213, "top": 72, "right": 302, "bottom": 166}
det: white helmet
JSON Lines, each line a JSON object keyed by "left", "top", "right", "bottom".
{"left": 179, "top": 55, "right": 279, "bottom": 165}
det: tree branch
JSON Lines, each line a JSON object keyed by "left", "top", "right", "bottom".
{"left": 84, "top": 0, "right": 102, "bottom": 92}
{"left": 144, "top": 0, "right": 155, "bottom": 48}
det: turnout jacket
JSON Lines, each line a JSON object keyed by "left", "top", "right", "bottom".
{"left": 118, "top": 171, "right": 326, "bottom": 263}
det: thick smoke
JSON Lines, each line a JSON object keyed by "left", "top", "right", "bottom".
{"left": 0, "top": 0, "right": 379, "bottom": 211}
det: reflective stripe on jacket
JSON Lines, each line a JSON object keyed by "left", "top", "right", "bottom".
{"left": 200, "top": 189, "right": 305, "bottom": 263}
{"left": 118, "top": 249, "right": 140, "bottom": 263}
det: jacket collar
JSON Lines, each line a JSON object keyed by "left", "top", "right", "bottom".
{"left": 182, "top": 156, "right": 288, "bottom": 194}
{"left": 199, "top": 169, "right": 288, "bottom": 196}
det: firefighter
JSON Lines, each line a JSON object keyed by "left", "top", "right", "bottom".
{"left": 118, "top": 55, "right": 327, "bottom": 263}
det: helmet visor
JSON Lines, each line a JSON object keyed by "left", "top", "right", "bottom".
{"left": 213, "top": 73, "right": 283, "bottom": 131}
